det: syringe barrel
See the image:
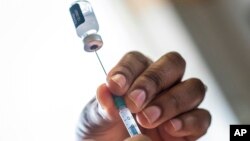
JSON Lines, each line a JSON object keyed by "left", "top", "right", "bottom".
{"left": 119, "top": 106, "right": 141, "bottom": 136}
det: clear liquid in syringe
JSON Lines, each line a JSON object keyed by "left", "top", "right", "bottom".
{"left": 119, "top": 106, "right": 141, "bottom": 136}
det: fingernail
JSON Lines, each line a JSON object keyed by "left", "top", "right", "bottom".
{"left": 170, "top": 118, "right": 182, "bottom": 131}
{"left": 129, "top": 89, "right": 146, "bottom": 108}
{"left": 142, "top": 106, "right": 161, "bottom": 124}
{"left": 110, "top": 74, "right": 126, "bottom": 88}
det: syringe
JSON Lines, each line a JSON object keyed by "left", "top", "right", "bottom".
{"left": 69, "top": 0, "right": 141, "bottom": 137}
{"left": 95, "top": 51, "right": 141, "bottom": 136}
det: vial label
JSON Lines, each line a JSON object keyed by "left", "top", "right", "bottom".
{"left": 70, "top": 4, "right": 85, "bottom": 28}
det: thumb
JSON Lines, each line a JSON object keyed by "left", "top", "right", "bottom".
{"left": 76, "top": 84, "right": 120, "bottom": 140}
{"left": 124, "top": 134, "right": 152, "bottom": 141}
{"left": 96, "top": 83, "right": 120, "bottom": 120}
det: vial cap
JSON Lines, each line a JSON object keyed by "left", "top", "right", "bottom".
{"left": 83, "top": 34, "right": 103, "bottom": 52}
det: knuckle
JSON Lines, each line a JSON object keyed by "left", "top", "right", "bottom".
{"left": 117, "top": 51, "right": 152, "bottom": 78}
{"left": 184, "top": 109, "right": 211, "bottom": 141}
{"left": 110, "top": 51, "right": 152, "bottom": 84}
{"left": 125, "top": 51, "right": 152, "bottom": 66}
{"left": 188, "top": 78, "right": 206, "bottom": 98}
{"left": 118, "top": 61, "right": 136, "bottom": 77}
{"left": 199, "top": 121, "right": 210, "bottom": 135}
{"left": 165, "top": 52, "right": 186, "bottom": 69}
{"left": 197, "top": 118, "right": 207, "bottom": 132}
{"left": 169, "top": 93, "right": 182, "bottom": 112}
{"left": 126, "top": 51, "right": 143, "bottom": 58}
{"left": 142, "top": 69, "right": 164, "bottom": 89}
{"left": 200, "top": 109, "right": 212, "bottom": 129}
{"left": 194, "top": 109, "right": 211, "bottom": 134}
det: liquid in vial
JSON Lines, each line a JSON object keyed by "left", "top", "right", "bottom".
{"left": 70, "top": 0, "right": 103, "bottom": 52}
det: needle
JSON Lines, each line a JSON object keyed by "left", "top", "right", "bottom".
{"left": 94, "top": 51, "right": 141, "bottom": 136}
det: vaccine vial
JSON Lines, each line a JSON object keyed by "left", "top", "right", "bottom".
{"left": 69, "top": 0, "right": 103, "bottom": 52}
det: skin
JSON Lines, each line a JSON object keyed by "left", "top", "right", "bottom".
{"left": 77, "top": 51, "right": 211, "bottom": 141}
{"left": 124, "top": 134, "right": 152, "bottom": 141}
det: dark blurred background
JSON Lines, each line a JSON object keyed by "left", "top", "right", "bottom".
{"left": 170, "top": 0, "right": 250, "bottom": 123}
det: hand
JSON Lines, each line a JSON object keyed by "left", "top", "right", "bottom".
{"left": 124, "top": 134, "right": 151, "bottom": 141}
{"left": 77, "top": 51, "right": 211, "bottom": 141}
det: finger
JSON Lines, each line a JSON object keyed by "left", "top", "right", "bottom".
{"left": 107, "top": 51, "right": 152, "bottom": 96}
{"left": 124, "top": 134, "right": 152, "bottom": 141}
{"left": 163, "top": 109, "right": 211, "bottom": 140}
{"left": 77, "top": 84, "right": 123, "bottom": 139}
{"left": 96, "top": 83, "right": 120, "bottom": 121}
{"left": 136, "top": 78, "right": 206, "bottom": 128}
{"left": 125, "top": 52, "right": 186, "bottom": 113}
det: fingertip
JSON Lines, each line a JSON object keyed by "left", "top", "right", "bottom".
{"left": 96, "top": 83, "right": 121, "bottom": 120}
{"left": 164, "top": 118, "right": 183, "bottom": 135}
{"left": 107, "top": 73, "right": 127, "bottom": 96}
{"left": 136, "top": 112, "right": 154, "bottom": 129}
{"left": 136, "top": 112, "right": 147, "bottom": 128}
{"left": 96, "top": 83, "right": 115, "bottom": 110}
{"left": 163, "top": 117, "right": 193, "bottom": 138}
{"left": 136, "top": 105, "right": 162, "bottom": 129}
{"left": 109, "top": 73, "right": 127, "bottom": 90}
{"left": 124, "top": 96, "right": 140, "bottom": 113}
{"left": 163, "top": 109, "right": 211, "bottom": 139}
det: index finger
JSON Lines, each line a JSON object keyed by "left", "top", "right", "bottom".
{"left": 107, "top": 51, "right": 152, "bottom": 96}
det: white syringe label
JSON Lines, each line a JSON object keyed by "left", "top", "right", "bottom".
{"left": 119, "top": 107, "right": 141, "bottom": 136}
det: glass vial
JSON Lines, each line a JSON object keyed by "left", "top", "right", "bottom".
{"left": 70, "top": 0, "right": 103, "bottom": 52}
